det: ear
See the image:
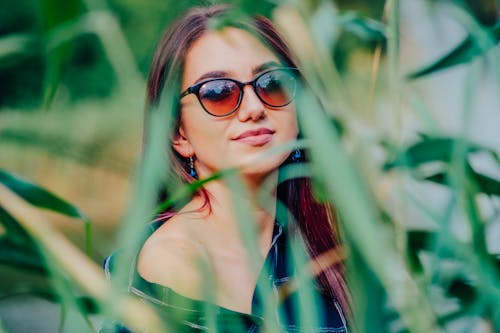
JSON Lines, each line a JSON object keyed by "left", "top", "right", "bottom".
{"left": 172, "top": 124, "right": 194, "bottom": 158}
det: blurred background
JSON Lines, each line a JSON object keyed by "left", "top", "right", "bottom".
{"left": 0, "top": 0, "right": 498, "bottom": 332}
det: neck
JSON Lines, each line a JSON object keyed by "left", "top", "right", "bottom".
{"left": 198, "top": 171, "right": 279, "bottom": 255}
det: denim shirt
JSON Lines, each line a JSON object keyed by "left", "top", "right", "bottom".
{"left": 101, "top": 221, "right": 349, "bottom": 333}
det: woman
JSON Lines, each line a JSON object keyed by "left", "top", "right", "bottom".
{"left": 103, "top": 5, "right": 350, "bottom": 333}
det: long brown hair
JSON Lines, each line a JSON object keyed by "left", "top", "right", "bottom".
{"left": 145, "top": 5, "right": 350, "bottom": 314}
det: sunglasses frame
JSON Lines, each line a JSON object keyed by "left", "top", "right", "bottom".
{"left": 180, "top": 67, "right": 300, "bottom": 117}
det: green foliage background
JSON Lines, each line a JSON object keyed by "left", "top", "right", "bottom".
{"left": 0, "top": 0, "right": 499, "bottom": 332}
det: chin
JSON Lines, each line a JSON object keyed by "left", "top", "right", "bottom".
{"left": 237, "top": 152, "right": 289, "bottom": 179}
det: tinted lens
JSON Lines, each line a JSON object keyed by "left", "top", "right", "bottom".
{"left": 198, "top": 80, "right": 240, "bottom": 116}
{"left": 255, "top": 69, "right": 297, "bottom": 107}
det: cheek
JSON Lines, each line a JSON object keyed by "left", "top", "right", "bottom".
{"left": 279, "top": 107, "right": 299, "bottom": 138}
{"left": 290, "top": 111, "right": 299, "bottom": 135}
{"left": 182, "top": 112, "right": 229, "bottom": 154}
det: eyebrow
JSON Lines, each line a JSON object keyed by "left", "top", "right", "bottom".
{"left": 192, "top": 61, "right": 283, "bottom": 85}
{"left": 252, "top": 61, "right": 282, "bottom": 75}
{"left": 193, "top": 71, "right": 228, "bottom": 84}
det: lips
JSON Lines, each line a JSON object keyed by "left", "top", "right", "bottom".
{"left": 233, "top": 128, "right": 275, "bottom": 146}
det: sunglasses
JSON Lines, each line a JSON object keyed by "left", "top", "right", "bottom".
{"left": 180, "top": 67, "right": 299, "bottom": 117}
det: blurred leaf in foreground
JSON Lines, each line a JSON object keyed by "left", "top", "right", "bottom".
{"left": 338, "top": 11, "right": 386, "bottom": 42}
{"left": 0, "top": 33, "right": 41, "bottom": 68}
{"left": 407, "top": 21, "right": 500, "bottom": 79}
{"left": 425, "top": 169, "right": 500, "bottom": 197}
{"left": 0, "top": 170, "right": 87, "bottom": 220}
{"left": 40, "top": 0, "right": 84, "bottom": 107}
{"left": 0, "top": 169, "right": 92, "bottom": 272}
{"left": 384, "top": 136, "right": 500, "bottom": 197}
{"left": 0, "top": 237, "right": 45, "bottom": 273}
{"left": 464, "top": 0, "right": 498, "bottom": 26}
{"left": 383, "top": 136, "right": 496, "bottom": 170}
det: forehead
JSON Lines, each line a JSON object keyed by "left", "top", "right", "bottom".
{"left": 182, "top": 27, "right": 280, "bottom": 84}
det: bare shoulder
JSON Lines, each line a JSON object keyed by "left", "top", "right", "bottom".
{"left": 137, "top": 213, "right": 210, "bottom": 299}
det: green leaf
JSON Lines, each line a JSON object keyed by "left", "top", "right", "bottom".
{"left": 446, "top": 278, "right": 477, "bottom": 307}
{"left": 384, "top": 137, "right": 496, "bottom": 170}
{"left": 76, "top": 296, "right": 100, "bottom": 314}
{"left": 0, "top": 33, "right": 41, "bottom": 68}
{"left": 338, "top": 12, "right": 387, "bottom": 42}
{"left": 406, "top": 230, "right": 435, "bottom": 272}
{"left": 407, "top": 21, "right": 500, "bottom": 79}
{"left": 0, "top": 237, "right": 47, "bottom": 274}
{"left": 406, "top": 229, "right": 462, "bottom": 271}
{"left": 40, "top": 0, "right": 84, "bottom": 34}
{"left": 154, "top": 170, "right": 230, "bottom": 215}
{"left": 0, "top": 206, "right": 30, "bottom": 243}
{"left": 467, "top": 170, "right": 500, "bottom": 196}
{"left": 457, "top": 0, "right": 499, "bottom": 27}
{"left": 310, "top": 7, "right": 386, "bottom": 54}
{"left": 40, "top": 0, "right": 85, "bottom": 107}
{"left": 0, "top": 170, "right": 88, "bottom": 220}
{"left": 425, "top": 168, "right": 500, "bottom": 197}
{"left": 384, "top": 136, "right": 500, "bottom": 197}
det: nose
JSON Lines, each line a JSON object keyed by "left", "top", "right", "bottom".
{"left": 237, "top": 85, "right": 266, "bottom": 122}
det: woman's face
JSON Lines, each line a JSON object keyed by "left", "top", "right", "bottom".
{"left": 174, "top": 27, "right": 298, "bottom": 182}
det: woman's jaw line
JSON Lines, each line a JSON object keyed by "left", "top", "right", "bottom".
{"left": 194, "top": 158, "right": 282, "bottom": 198}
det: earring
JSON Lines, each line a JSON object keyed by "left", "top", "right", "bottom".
{"left": 291, "top": 149, "right": 302, "bottom": 162}
{"left": 189, "top": 156, "right": 198, "bottom": 179}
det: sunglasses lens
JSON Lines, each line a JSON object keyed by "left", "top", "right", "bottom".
{"left": 198, "top": 80, "right": 240, "bottom": 116}
{"left": 256, "top": 69, "right": 297, "bottom": 107}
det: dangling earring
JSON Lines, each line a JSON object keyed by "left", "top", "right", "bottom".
{"left": 291, "top": 149, "right": 302, "bottom": 162}
{"left": 189, "top": 156, "right": 198, "bottom": 179}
